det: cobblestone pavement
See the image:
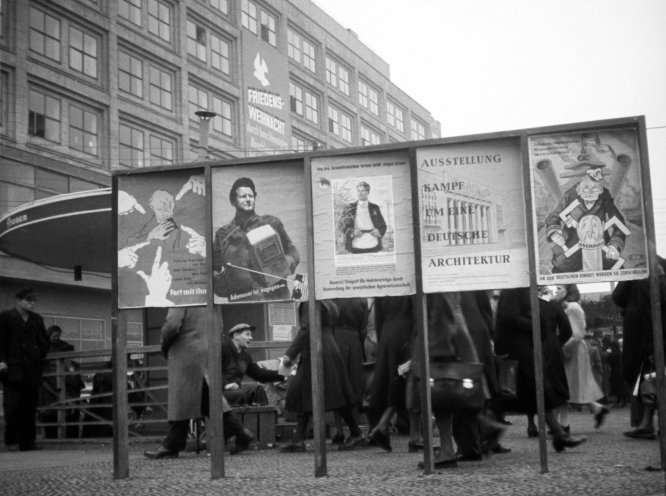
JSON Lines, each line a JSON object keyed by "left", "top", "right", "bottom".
{"left": 1, "top": 406, "right": 664, "bottom": 496}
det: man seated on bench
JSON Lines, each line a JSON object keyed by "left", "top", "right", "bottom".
{"left": 222, "top": 323, "right": 285, "bottom": 406}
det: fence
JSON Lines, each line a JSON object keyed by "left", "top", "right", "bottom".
{"left": 37, "top": 345, "right": 167, "bottom": 442}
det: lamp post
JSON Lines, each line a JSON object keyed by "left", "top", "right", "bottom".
{"left": 195, "top": 110, "right": 217, "bottom": 159}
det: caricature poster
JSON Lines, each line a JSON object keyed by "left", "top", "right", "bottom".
{"left": 529, "top": 128, "right": 648, "bottom": 285}
{"left": 416, "top": 139, "right": 529, "bottom": 292}
{"left": 311, "top": 152, "right": 415, "bottom": 299}
{"left": 117, "top": 170, "right": 207, "bottom": 308}
{"left": 212, "top": 162, "right": 308, "bottom": 304}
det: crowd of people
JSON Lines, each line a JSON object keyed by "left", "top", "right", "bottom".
{"left": 1, "top": 274, "right": 664, "bottom": 469}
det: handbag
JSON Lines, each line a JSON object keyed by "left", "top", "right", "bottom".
{"left": 428, "top": 361, "right": 485, "bottom": 412}
{"left": 495, "top": 355, "right": 518, "bottom": 399}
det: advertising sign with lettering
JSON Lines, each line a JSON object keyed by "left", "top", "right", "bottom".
{"left": 212, "top": 162, "right": 308, "bottom": 304}
{"left": 416, "top": 140, "right": 529, "bottom": 292}
{"left": 241, "top": 31, "right": 291, "bottom": 155}
{"left": 311, "top": 152, "right": 415, "bottom": 299}
{"left": 117, "top": 170, "right": 207, "bottom": 308}
{"left": 529, "top": 128, "right": 648, "bottom": 284}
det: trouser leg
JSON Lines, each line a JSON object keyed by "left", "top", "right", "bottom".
{"left": 336, "top": 405, "right": 361, "bottom": 437}
{"left": 453, "top": 411, "right": 481, "bottom": 456}
{"left": 162, "top": 420, "right": 190, "bottom": 452}
{"left": 3, "top": 382, "right": 21, "bottom": 446}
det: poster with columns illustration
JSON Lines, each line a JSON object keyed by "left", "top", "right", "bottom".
{"left": 416, "top": 139, "right": 529, "bottom": 292}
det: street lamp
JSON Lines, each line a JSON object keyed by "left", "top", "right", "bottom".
{"left": 195, "top": 110, "right": 217, "bottom": 159}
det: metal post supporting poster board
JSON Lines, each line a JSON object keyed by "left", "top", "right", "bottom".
{"left": 521, "top": 133, "right": 549, "bottom": 474}
{"left": 304, "top": 157, "right": 328, "bottom": 476}
{"left": 111, "top": 177, "right": 129, "bottom": 479}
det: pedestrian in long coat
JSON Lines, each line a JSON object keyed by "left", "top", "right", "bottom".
{"left": 494, "top": 287, "right": 586, "bottom": 452}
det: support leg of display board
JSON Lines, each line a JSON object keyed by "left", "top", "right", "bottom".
{"left": 521, "top": 132, "right": 549, "bottom": 474}
{"left": 205, "top": 165, "right": 225, "bottom": 479}
{"left": 636, "top": 118, "right": 666, "bottom": 474}
{"left": 112, "top": 309, "right": 129, "bottom": 479}
{"left": 208, "top": 305, "right": 225, "bottom": 479}
{"left": 304, "top": 157, "right": 327, "bottom": 477}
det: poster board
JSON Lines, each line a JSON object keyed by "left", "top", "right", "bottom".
{"left": 211, "top": 161, "right": 308, "bottom": 304}
{"left": 310, "top": 151, "right": 415, "bottom": 298}
{"left": 117, "top": 169, "right": 207, "bottom": 308}
{"left": 528, "top": 127, "right": 649, "bottom": 285}
{"left": 416, "top": 139, "right": 529, "bottom": 292}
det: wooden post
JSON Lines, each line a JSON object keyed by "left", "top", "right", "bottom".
{"left": 205, "top": 165, "right": 226, "bottom": 479}
{"left": 521, "top": 132, "right": 549, "bottom": 474}
{"left": 409, "top": 148, "right": 435, "bottom": 474}
{"left": 636, "top": 117, "right": 666, "bottom": 474}
{"left": 304, "top": 157, "right": 327, "bottom": 477}
{"left": 111, "top": 176, "right": 129, "bottom": 480}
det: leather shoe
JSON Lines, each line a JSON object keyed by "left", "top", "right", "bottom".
{"left": 492, "top": 444, "right": 512, "bottom": 454}
{"left": 418, "top": 458, "right": 458, "bottom": 469}
{"left": 594, "top": 406, "right": 610, "bottom": 429}
{"left": 623, "top": 428, "right": 656, "bottom": 440}
{"left": 279, "top": 441, "right": 306, "bottom": 453}
{"left": 368, "top": 430, "right": 391, "bottom": 452}
{"left": 456, "top": 452, "right": 483, "bottom": 462}
{"left": 408, "top": 441, "right": 424, "bottom": 453}
{"left": 144, "top": 447, "right": 179, "bottom": 459}
{"left": 527, "top": 425, "right": 539, "bottom": 438}
{"left": 338, "top": 434, "right": 367, "bottom": 450}
{"left": 552, "top": 434, "right": 587, "bottom": 452}
{"left": 230, "top": 429, "right": 255, "bottom": 455}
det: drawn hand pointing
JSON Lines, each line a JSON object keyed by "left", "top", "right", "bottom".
{"left": 118, "top": 241, "right": 150, "bottom": 269}
{"left": 118, "top": 191, "right": 146, "bottom": 216}
{"left": 181, "top": 224, "right": 206, "bottom": 257}
{"left": 175, "top": 175, "right": 205, "bottom": 201}
{"left": 137, "top": 246, "right": 173, "bottom": 306}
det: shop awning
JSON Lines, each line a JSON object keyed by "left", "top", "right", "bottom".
{"left": 0, "top": 189, "right": 112, "bottom": 273}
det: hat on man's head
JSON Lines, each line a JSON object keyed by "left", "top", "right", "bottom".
{"left": 15, "top": 287, "right": 37, "bottom": 300}
{"left": 229, "top": 177, "right": 256, "bottom": 205}
{"left": 228, "top": 323, "right": 256, "bottom": 337}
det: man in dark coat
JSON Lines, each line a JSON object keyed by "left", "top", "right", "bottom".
{"left": 340, "top": 181, "right": 387, "bottom": 254}
{"left": 222, "top": 323, "right": 283, "bottom": 406}
{"left": 0, "top": 288, "right": 50, "bottom": 451}
{"left": 213, "top": 177, "right": 300, "bottom": 302}
{"left": 144, "top": 307, "right": 254, "bottom": 459}
{"left": 612, "top": 256, "right": 666, "bottom": 436}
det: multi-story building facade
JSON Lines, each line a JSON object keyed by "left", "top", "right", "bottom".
{"left": 0, "top": 0, "right": 440, "bottom": 351}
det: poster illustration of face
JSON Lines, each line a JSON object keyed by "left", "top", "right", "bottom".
{"left": 117, "top": 169, "right": 207, "bottom": 308}
{"left": 416, "top": 139, "right": 529, "bottom": 292}
{"left": 311, "top": 152, "right": 415, "bottom": 299}
{"left": 529, "top": 128, "right": 648, "bottom": 284}
{"left": 211, "top": 162, "right": 308, "bottom": 304}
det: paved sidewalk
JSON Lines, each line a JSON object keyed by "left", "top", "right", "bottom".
{"left": 1, "top": 407, "right": 664, "bottom": 496}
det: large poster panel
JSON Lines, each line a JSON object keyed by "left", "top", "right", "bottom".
{"left": 212, "top": 162, "right": 307, "bottom": 304}
{"left": 311, "top": 152, "right": 415, "bottom": 298}
{"left": 416, "top": 140, "right": 529, "bottom": 292}
{"left": 117, "top": 170, "right": 207, "bottom": 308}
{"left": 529, "top": 128, "right": 648, "bottom": 284}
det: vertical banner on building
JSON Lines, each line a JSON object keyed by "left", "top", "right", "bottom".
{"left": 241, "top": 31, "right": 291, "bottom": 155}
{"left": 212, "top": 162, "right": 308, "bottom": 304}
{"left": 529, "top": 127, "right": 648, "bottom": 284}
{"left": 416, "top": 140, "right": 529, "bottom": 292}
{"left": 117, "top": 169, "right": 207, "bottom": 308}
{"left": 311, "top": 152, "right": 415, "bottom": 298}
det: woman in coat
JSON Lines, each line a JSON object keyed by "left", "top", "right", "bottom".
{"left": 366, "top": 296, "right": 416, "bottom": 452}
{"left": 552, "top": 284, "right": 609, "bottom": 430}
{"left": 495, "top": 287, "right": 586, "bottom": 452}
{"left": 280, "top": 300, "right": 365, "bottom": 452}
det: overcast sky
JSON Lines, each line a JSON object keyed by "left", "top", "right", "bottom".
{"left": 314, "top": 0, "right": 666, "bottom": 258}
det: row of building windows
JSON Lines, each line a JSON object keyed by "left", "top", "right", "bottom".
{"left": 22, "top": 3, "right": 430, "bottom": 144}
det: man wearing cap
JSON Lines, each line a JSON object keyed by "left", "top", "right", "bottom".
{"left": 0, "top": 288, "right": 50, "bottom": 451}
{"left": 545, "top": 159, "right": 628, "bottom": 273}
{"left": 144, "top": 307, "right": 254, "bottom": 459}
{"left": 213, "top": 177, "right": 300, "bottom": 302}
{"left": 222, "top": 323, "right": 284, "bottom": 406}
